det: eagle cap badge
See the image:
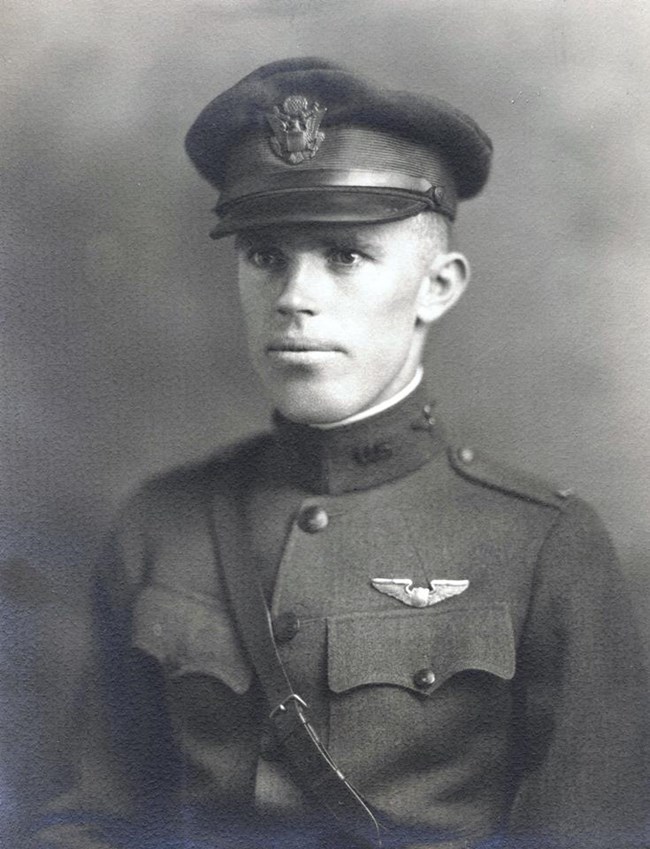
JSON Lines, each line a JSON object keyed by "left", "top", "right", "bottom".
{"left": 266, "top": 95, "right": 327, "bottom": 165}
{"left": 371, "top": 578, "right": 470, "bottom": 608}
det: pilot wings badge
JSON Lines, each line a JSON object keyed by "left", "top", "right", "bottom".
{"left": 266, "top": 95, "right": 327, "bottom": 164}
{"left": 371, "top": 578, "right": 470, "bottom": 608}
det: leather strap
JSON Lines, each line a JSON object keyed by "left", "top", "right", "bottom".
{"left": 210, "top": 464, "right": 385, "bottom": 848}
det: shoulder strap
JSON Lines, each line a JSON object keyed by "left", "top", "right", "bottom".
{"left": 448, "top": 445, "right": 569, "bottom": 509}
{"left": 209, "top": 464, "right": 385, "bottom": 848}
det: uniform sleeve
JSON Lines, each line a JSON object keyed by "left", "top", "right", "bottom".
{"left": 508, "top": 497, "right": 649, "bottom": 849}
{"left": 33, "top": 494, "right": 179, "bottom": 849}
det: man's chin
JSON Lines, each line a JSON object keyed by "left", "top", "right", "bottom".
{"left": 270, "top": 383, "right": 367, "bottom": 426}
{"left": 275, "top": 400, "right": 353, "bottom": 426}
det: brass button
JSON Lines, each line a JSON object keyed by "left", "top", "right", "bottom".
{"left": 298, "top": 505, "right": 329, "bottom": 533}
{"left": 273, "top": 611, "right": 300, "bottom": 645}
{"left": 459, "top": 447, "right": 475, "bottom": 464}
{"left": 413, "top": 668, "right": 436, "bottom": 689}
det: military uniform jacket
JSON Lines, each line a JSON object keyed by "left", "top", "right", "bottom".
{"left": 37, "top": 385, "right": 649, "bottom": 849}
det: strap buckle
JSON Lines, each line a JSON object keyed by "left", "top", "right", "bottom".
{"left": 269, "top": 693, "right": 308, "bottom": 720}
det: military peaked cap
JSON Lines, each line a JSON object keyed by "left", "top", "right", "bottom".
{"left": 185, "top": 57, "right": 492, "bottom": 237}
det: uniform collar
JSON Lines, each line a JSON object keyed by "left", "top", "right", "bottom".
{"left": 272, "top": 380, "right": 446, "bottom": 496}
{"left": 310, "top": 367, "right": 423, "bottom": 429}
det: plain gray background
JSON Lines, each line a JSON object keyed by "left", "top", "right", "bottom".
{"left": 1, "top": 0, "right": 649, "bottom": 835}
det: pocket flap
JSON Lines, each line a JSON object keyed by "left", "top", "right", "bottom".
{"left": 328, "top": 603, "right": 515, "bottom": 695}
{"left": 132, "top": 584, "right": 253, "bottom": 694}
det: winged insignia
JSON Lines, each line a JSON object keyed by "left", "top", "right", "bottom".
{"left": 266, "top": 95, "right": 327, "bottom": 164}
{"left": 371, "top": 578, "right": 470, "bottom": 608}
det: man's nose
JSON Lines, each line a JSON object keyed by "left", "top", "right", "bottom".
{"left": 275, "top": 257, "right": 320, "bottom": 316}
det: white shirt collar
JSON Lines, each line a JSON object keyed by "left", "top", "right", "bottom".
{"left": 310, "top": 366, "right": 424, "bottom": 430}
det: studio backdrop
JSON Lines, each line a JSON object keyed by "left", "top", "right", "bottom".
{"left": 1, "top": 0, "right": 649, "bottom": 835}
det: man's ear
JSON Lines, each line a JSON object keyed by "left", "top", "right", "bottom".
{"left": 416, "top": 252, "right": 470, "bottom": 325}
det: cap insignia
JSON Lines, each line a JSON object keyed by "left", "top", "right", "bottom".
{"left": 266, "top": 95, "right": 327, "bottom": 165}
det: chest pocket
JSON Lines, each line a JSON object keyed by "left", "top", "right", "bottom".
{"left": 326, "top": 603, "right": 516, "bottom": 769}
{"left": 328, "top": 602, "right": 515, "bottom": 696}
{"left": 132, "top": 583, "right": 253, "bottom": 694}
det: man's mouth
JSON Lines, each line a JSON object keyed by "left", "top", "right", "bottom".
{"left": 266, "top": 337, "right": 343, "bottom": 364}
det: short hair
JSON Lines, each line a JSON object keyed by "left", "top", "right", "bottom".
{"left": 408, "top": 211, "right": 451, "bottom": 265}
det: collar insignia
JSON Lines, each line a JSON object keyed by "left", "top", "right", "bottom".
{"left": 266, "top": 95, "right": 327, "bottom": 165}
{"left": 371, "top": 578, "right": 469, "bottom": 608}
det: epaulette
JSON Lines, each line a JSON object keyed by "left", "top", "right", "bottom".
{"left": 447, "top": 445, "right": 573, "bottom": 510}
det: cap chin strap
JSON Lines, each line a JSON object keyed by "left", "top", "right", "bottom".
{"left": 219, "top": 168, "right": 434, "bottom": 201}
{"left": 216, "top": 168, "right": 453, "bottom": 217}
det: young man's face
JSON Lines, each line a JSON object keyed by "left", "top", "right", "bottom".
{"left": 236, "top": 215, "right": 460, "bottom": 424}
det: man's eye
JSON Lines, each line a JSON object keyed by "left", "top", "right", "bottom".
{"left": 328, "top": 249, "right": 364, "bottom": 267}
{"left": 247, "top": 249, "right": 285, "bottom": 269}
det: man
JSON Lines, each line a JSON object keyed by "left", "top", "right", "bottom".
{"left": 36, "top": 57, "right": 648, "bottom": 849}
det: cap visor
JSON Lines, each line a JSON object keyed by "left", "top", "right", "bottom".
{"left": 210, "top": 189, "right": 430, "bottom": 238}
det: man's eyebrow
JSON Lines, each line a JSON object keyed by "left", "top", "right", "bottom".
{"left": 319, "top": 231, "right": 386, "bottom": 255}
{"left": 234, "top": 233, "right": 263, "bottom": 250}
{"left": 234, "top": 227, "right": 387, "bottom": 256}
{"left": 234, "top": 234, "right": 285, "bottom": 254}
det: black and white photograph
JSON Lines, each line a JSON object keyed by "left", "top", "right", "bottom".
{"left": 2, "top": 2, "right": 649, "bottom": 848}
